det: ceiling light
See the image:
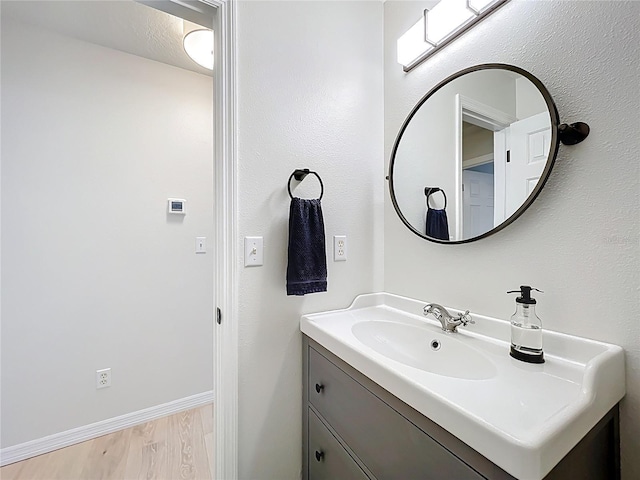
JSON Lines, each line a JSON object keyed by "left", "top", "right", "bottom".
{"left": 183, "top": 29, "right": 214, "bottom": 70}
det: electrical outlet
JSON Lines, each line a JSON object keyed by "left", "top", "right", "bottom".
{"left": 333, "top": 235, "right": 347, "bottom": 262}
{"left": 96, "top": 368, "right": 111, "bottom": 389}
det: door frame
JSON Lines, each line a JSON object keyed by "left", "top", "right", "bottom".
{"left": 208, "top": 1, "right": 238, "bottom": 479}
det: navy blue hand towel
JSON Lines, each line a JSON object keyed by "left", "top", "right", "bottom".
{"left": 426, "top": 208, "right": 449, "bottom": 241}
{"left": 286, "top": 197, "right": 327, "bottom": 296}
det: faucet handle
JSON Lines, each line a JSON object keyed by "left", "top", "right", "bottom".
{"left": 459, "top": 310, "right": 474, "bottom": 326}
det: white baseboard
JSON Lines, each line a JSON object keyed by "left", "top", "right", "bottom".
{"left": 0, "top": 390, "right": 214, "bottom": 467}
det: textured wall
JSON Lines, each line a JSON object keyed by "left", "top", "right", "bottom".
{"left": 384, "top": 1, "right": 639, "bottom": 478}
{"left": 1, "top": 19, "right": 214, "bottom": 447}
{"left": 237, "top": 1, "right": 384, "bottom": 478}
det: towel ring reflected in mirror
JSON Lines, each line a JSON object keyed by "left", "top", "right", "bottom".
{"left": 288, "top": 169, "right": 324, "bottom": 200}
{"left": 388, "top": 63, "right": 590, "bottom": 245}
{"left": 425, "top": 187, "right": 447, "bottom": 210}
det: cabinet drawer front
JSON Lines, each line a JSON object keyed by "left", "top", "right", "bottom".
{"left": 309, "top": 408, "right": 370, "bottom": 480}
{"left": 308, "top": 347, "right": 484, "bottom": 480}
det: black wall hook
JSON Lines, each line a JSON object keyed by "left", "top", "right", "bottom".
{"left": 288, "top": 169, "right": 324, "bottom": 200}
{"left": 558, "top": 122, "right": 590, "bottom": 145}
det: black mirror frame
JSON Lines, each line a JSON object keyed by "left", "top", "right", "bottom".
{"left": 388, "top": 63, "right": 561, "bottom": 245}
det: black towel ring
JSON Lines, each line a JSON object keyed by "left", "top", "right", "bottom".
{"left": 425, "top": 187, "right": 447, "bottom": 210}
{"left": 288, "top": 169, "right": 324, "bottom": 200}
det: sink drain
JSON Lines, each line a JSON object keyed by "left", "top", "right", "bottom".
{"left": 430, "top": 339, "right": 441, "bottom": 351}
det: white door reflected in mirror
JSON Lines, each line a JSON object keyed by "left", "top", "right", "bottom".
{"left": 506, "top": 113, "right": 551, "bottom": 218}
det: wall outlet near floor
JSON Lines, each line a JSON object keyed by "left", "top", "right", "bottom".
{"left": 333, "top": 235, "right": 347, "bottom": 262}
{"left": 96, "top": 368, "right": 111, "bottom": 389}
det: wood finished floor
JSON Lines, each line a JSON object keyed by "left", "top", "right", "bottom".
{"left": 0, "top": 404, "right": 214, "bottom": 480}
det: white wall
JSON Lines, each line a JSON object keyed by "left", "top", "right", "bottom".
{"left": 1, "top": 18, "right": 214, "bottom": 447}
{"left": 516, "top": 76, "right": 547, "bottom": 119}
{"left": 237, "top": 1, "right": 383, "bottom": 478}
{"left": 384, "top": 1, "right": 639, "bottom": 478}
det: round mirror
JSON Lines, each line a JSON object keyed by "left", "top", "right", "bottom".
{"left": 389, "top": 64, "right": 560, "bottom": 244}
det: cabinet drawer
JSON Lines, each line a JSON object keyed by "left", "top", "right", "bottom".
{"left": 309, "top": 407, "right": 370, "bottom": 480}
{"left": 308, "top": 347, "right": 484, "bottom": 480}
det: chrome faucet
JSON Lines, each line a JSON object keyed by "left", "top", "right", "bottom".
{"left": 423, "top": 303, "right": 474, "bottom": 333}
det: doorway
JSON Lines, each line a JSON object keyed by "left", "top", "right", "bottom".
{"left": 461, "top": 121, "right": 495, "bottom": 239}
{"left": 0, "top": 1, "right": 237, "bottom": 478}
{"left": 455, "top": 94, "right": 514, "bottom": 241}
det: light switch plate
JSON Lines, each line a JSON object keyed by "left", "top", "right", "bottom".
{"left": 195, "top": 237, "right": 206, "bottom": 253}
{"left": 244, "top": 236, "right": 264, "bottom": 267}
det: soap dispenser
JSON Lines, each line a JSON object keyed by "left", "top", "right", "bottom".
{"left": 507, "top": 286, "right": 544, "bottom": 364}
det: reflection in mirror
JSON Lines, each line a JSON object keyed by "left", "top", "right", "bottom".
{"left": 390, "top": 65, "right": 559, "bottom": 244}
{"left": 462, "top": 121, "right": 495, "bottom": 239}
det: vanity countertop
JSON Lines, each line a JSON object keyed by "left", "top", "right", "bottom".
{"left": 300, "top": 292, "right": 625, "bottom": 480}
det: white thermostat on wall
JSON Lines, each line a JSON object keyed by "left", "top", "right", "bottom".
{"left": 168, "top": 198, "right": 186, "bottom": 214}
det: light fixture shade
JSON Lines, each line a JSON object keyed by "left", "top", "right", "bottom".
{"left": 426, "top": 0, "right": 475, "bottom": 45}
{"left": 397, "top": 16, "right": 433, "bottom": 66}
{"left": 183, "top": 29, "right": 214, "bottom": 70}
{"left": 397, "top": 0, "right": 509, "bottom": 71}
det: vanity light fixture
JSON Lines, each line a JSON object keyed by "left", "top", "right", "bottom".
{"left": 183, "top": 25, "right": 214, "bottom": 70}
{"left": 397, "top": 0, "right": 510, "bottom": 72}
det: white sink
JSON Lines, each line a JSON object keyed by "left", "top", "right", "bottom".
{"left": 352, "top": 320, "right": 497, "bottom": 380}
{"left": 300, "top": 292, "right": 625, "bottom": 480}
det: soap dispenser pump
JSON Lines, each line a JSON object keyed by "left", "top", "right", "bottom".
{"left": 507, "top": 286, "right": 544, "bottom": 364}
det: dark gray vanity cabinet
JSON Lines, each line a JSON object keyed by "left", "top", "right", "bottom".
{"left": 308, "top": 407, "right": 370, "bottom": 480}
{"left": 302, "top": 336, "right": 620, "bottom": 480}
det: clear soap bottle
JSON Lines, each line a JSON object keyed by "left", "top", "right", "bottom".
{"left": 507, "top": 286, "right": 544, "bottom": 364}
